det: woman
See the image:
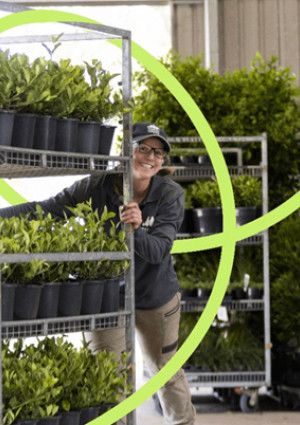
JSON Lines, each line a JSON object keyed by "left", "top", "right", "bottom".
{"left": 0, "top": 122, "right": 196, "bottom": 424}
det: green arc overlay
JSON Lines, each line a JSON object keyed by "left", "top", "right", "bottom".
{"left": 0, "top": 9, "right": 298, "bottom": 425}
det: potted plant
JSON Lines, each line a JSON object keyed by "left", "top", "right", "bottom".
{"left": 185, "top": 179, "right": 222, "bottom": 235}
{"left": 231, "top": 175, "right": 262, "bottom": 225}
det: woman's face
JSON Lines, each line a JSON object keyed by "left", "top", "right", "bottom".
{"left": 132, "top": 137, "right": 165, "bottom": 181}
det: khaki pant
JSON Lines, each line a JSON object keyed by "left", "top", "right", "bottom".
{"left": 85, "top": 292, "right": 196, "bottom": 424}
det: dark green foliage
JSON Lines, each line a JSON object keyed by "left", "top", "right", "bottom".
{"left": 270, "top": 214, "right": 300, "bottom": 346}
{"left": 179, "top": 314, "right": 264, "bottom": 371}
{"left": 134, "top": 51, "right": 300, "bottom": 206}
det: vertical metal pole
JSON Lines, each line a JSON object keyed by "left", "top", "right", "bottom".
{"left": 261, "top": 132, "right": 272, "bottom": 386}
{"left": 122, "top": 34, "right": 136, "bottom": 425}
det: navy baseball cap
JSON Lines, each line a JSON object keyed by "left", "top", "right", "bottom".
{"left": 132, "top": 122, "right": 171, "bottom": 152}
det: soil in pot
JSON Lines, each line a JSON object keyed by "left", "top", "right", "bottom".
{"left": 11, "top": 113, "right": 37, "bottom": 148}
{"left": 236, "top": 206, "right": 258, "bottom": 226}
{"left": 81, "top": 279, "right": 105, "bottom": 315}
{"left": 101, "top": 277, "right": 120, "bottom": 313}
{"left": 79, "top": 406, "right": 100, "bottom": 425}
{"left": 60, "top": 410, "right": 80, "bottom": 425}
{"left": 1, "top": 282, "right": 17, "bottom": 321}
{"left": 98, "top": 124, "right": 116, "bottom": 155}
{"left": 58, "top": 280, "right": 83, "bottom": 317}
{"left": 0, "top": 109, "right": 15, "bottom": 146}
{"left": 33, "top": 115, "right": 57, "bottom": 151}
{"left": 37, "top": 281, "right": 61, "bottom": 318}
{"left": 76, "top": 121, "right": 101, "bottom": 154}
{"left": 192, "top": 207, "right": 222, "bottom": 235}
{"left": 14, "top": 284, "right": 42, "bottom": 320}
{"left": 55, "top": 118, "right": 79, "bottom": 152}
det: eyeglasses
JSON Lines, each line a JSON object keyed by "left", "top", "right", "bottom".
{"left": 134, "top": 143, "right": 166, "bottom": 159}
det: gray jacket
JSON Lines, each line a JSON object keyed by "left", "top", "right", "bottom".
{"left": 0, "top": 173, "right": 184, "bottom": 309}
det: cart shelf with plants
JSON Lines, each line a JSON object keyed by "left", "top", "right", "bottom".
{"left": 0, "top": 7, "right": 136, "bottom": 425}
{"left": 169, "top": 134, "right": 270, "bottom": 413}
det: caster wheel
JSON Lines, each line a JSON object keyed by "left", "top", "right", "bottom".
{"left": 152, "top": 392, "right": 163, "bottom": 415}
{"left": 239, "top": 393, "right": 259, "bottom": 413}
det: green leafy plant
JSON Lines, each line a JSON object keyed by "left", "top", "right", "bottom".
{"left": 133, "top": 51, "right": 300, "bottom": 207}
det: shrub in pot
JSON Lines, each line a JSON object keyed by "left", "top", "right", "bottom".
{"left": 185, "top": 179, "right": 222, "bottom": 235}
{"left": 2, "top": 340, "right": 62, "bottom": 425}
{"left": 231, "top": 175, "right": 262, "bottom": 225}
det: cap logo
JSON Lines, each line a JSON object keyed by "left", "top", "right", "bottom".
{"left": 147, "top": 124, "right": 160, "bottom": 135}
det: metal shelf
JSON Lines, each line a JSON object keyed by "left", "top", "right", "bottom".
{"left": 0, "top": 251, "right": 131, "bottom": 264}
{"left": 171, "top": 165, "right": 262, "bottom": 182}
{"left": 177, "top": 233, "right": 263, "bottom": 245}
{"left": 185, "top": 371, "right": 266, "bottom": 388}
{"left": 0, "top": 145, "right": 128, "bottom": 177}
{"left": 181, "top": 299, "right": 264, "bottom": 313}
{"left": 2, "top": 311, "right": 130, "bottom": 339}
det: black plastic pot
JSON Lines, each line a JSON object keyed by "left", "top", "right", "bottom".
{"left": 99, "top": 124, "right": 116, "bottom": 155}
{"left": 180, "top": 288, "right": 198, "bottom": 299}
{"left": 179, "top": 209, "right": 195, "bottom": 234}
{"left": 14, "top": 284, "right": 42, "bottom": 320}
{"left": 55, "top": 118, "right": 79, "bottom": 152}
{"left": 76, "top": 121, "right": 101, "bottom": 154}
{"left": 198, "top": 155, "right": 212, "bottom": 166}
{"left": 1, "top": 282, "right": 16, "bottom": 321}
{"left": 15, "top": 420, "right": 38, "bottom": 425}
{"left": 236, "top": 206, "right": 258, "bottom": 226}
{"left": 79, "top": 406, "right": 100, "bottom": 425}
{"left": 12, "top": 113, "right": 37, "bottom": 148}
{"left": 81, "top": 279, "right": 105, "bottom": 315}
{"left": 192, "top": 207, "right": 222, "bottom": 235}
{"left": 60, "top": 410, "right": 80, "bottom": 425}
{"left": 0, "top": 109, "right": 15, "bottom": 146}
{"left": 170, "top": 155, "right": 182, "bottom": 165}
{"left": 37, "top": 416, "right": 61, "bottom": 425}
{"left": 231, "top": 288, "right": 247, "bottom": 300}
{"left": 197, "top": 288, "right": 211, "bottom": 300}
{"left": 37, "top": 282, "right": 61, "bottom": 318}
{"left": 58, "top": 280, "right": 83, "bottom": 317}
{"left": 247, "top": 287, "right": 263, "bottom": 299}
{"left": 33, "top": 115, "right": 57, "bottom": 151}
{"left": 101, "top": 278, "right": 120, "bottom": 313}
{"left": 180, "top": 155, "right": 199, "bottom": 166}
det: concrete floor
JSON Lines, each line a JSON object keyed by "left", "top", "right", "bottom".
{"left": 136, "top": 395, "right": 300, "bottom": 425}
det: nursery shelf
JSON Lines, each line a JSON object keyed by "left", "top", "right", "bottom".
{"left": 0, "top": 145, "right": 129, "bottom": 177}
{"left": 1, "top": 311, "right": 130, "bottom": 339}
{"left": 177, "top": 233, "right": 263, "bottom": 245}
{"left": 185, "top": 371, "right": 266, "bottom": 388}
{"left": 171, "top": 165, "right": 262, "bottom": 182}
{"left": 181, "top": 299, "right": 264, "bottom": 312}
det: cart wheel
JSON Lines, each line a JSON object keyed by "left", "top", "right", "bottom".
{"left": 239, "top": 393, "right": 259, "bottom": 413}
{"left": 152, "top": 392, "right": 163, "bottom": 415}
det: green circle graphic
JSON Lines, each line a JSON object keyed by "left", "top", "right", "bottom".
{"left": 0, "top": 9, "right": 299, "bottom": 425}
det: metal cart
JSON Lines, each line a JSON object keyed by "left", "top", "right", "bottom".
{"left": 0, "top": 4, "right": 136, "bottom": 424}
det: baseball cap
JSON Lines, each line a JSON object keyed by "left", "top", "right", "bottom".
{"left": 132, "top": 122, "right": 171, "bottom": 152}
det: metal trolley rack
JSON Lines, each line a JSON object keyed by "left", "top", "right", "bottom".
{"left": 0, "top": 5, "right": 136, "bottom": 424}
{"left": 169, "top": 134, "right": 270, "bottom": 412}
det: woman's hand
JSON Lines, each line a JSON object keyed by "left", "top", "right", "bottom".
{"left": 120, "top": 202, "right": 142, "bottom": 230}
